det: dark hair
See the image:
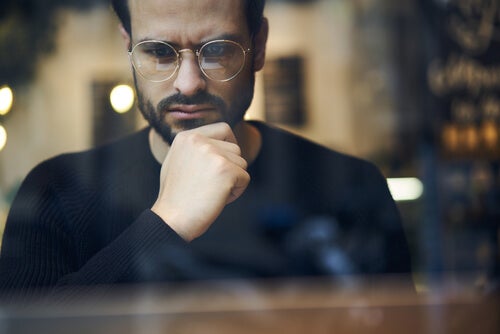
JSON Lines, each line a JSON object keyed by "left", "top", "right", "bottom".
{"left": 111, "top": 0, "right": 266, "bottom": 38}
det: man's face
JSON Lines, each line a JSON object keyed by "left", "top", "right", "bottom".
{"left": 127, "top": 0, "right": 264, "bottom": 144}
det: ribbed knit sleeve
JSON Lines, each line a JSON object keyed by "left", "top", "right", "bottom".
{"left": 0, "top": 161, "right": 186, "bottom": 301}
{"left": 54, "top": 210, "right": 187, "bottom": 287}
{"left": 0, "top": 129, "right": 191, "bottom": 302}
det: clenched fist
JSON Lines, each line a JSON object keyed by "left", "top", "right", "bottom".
{"left": 151, "top": 122, "right": 250, "bottom": 242}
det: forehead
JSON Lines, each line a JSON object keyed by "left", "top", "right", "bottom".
{"left": 128, "top": 0, "right": 248, "bottom": 43}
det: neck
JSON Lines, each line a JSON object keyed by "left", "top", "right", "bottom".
{"left": 149, "top": 121, "right": 262, "bottom": 165}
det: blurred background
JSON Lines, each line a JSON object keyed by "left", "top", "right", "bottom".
{"left": 0, "top": 0, "right": 498, "bottom": 293}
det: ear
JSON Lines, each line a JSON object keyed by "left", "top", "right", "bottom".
{"left": 119, "top": 24, "right": 131, "bottom": 50}
{"left": 252, "top": 17, "right": 268, "bottom": 72}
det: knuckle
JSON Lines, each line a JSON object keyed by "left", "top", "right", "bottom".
{"left": 239, "top": 157, "right": 248, "bottom": 170}
{"left": 173, "top": 130, "right": 189, "bottom": 144}
{"left": 212, "top": 154, "right": 228, "bottom": 171}
{"left": 232, "top": 144, "right": 242, "bottom": 156}
{"left": 188, "top": 132, "right": 204, "bottom": 144}
{"left": 218, "top": 122, "right": 231, "bottom": 132}
{"left": 179, "top": 132, "right": 205, "bottom": 147}
{"left": 199, "top": 141, "right": 216, "bottom": 155}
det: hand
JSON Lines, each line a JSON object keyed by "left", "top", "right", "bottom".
{"left": 151, "top": 122, "right": 250, "bottom": 242}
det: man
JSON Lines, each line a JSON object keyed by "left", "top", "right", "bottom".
{"left": 0, "top": 0, "right": 411, "bottom": 300}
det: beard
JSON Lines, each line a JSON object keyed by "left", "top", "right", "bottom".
{"left": 134, "top": 72, "right": 255, "bottom": 145}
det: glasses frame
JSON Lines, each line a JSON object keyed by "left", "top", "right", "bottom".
{"left": 129, "top": 39, "right": 251, "bottom": 83}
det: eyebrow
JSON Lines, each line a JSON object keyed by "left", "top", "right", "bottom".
{"left": 135, "top": 33, "right": 246, "bottom": 48}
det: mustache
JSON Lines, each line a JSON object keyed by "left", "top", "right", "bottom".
{"left": 157, "top": 92, "right": 226, "bottom": 112}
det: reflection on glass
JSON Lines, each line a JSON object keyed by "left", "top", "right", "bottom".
{"left": 387, "top": 178, "right": 424, "bottom": 202}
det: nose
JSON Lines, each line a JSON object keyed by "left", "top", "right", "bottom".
{"left": 173, "top": 49, "right": 207, "bottom": 96}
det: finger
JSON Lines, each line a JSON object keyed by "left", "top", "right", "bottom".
{"left": 207, "top": 138, "right": 242, "bottom": 157}
{"left": 224, "top": 152, "right": 248, "bottom": 170}
{"left": 186, "top": 122, "right": 237, "bottom": 144}
{"left": 202, "top": 139, "right": 247, "bottom": 170}
{"left": 226, "top": 170, "right": 250, "bottom": 204}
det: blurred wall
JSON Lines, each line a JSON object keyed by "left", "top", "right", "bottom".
{"left": 0, "top": 8, "right": 135, "bottom": 194}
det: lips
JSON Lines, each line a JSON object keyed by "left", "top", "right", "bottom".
{"left": 167, "top": 104, "right": 217, "bottom": 120}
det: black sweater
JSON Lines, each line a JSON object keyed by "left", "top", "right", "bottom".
{"left": 0, "top": 121, "right": 411, "bottom": 300}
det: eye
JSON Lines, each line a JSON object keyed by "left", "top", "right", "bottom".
{"left": 142, "top": 43, "right": 176, "bottom": 58}
{"left": 203, "top": 42, "right": 231, "bottom": 58}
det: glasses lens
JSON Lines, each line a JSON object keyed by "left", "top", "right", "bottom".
{"left": 131, "top": 41, "right": 178, "bottom": 82}
{"left": 200, "top": 41, "right": 245, "bottom": 81}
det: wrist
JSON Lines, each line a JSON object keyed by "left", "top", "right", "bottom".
{"left": 151, "top": 205, "right": 194, "bottom": 242}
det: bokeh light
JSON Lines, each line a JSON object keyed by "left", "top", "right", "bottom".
{"left": 0, "top": 125, "right": 7, "bottom": 151}
{"left": 110, "top": 84, "right": 135, "bottom": 114}
{"left": 0, "top": 86, "right": 14, "bottom": 116}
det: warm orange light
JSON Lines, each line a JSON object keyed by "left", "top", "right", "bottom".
{"left": 481, "top": 121, "right": 498, "bottom": 149}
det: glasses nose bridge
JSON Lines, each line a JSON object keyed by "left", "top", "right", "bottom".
{"left": 175, "top": 48, "right": 205, "bottom": 85}
{"left": 177, "top": 48, "right": 200, "bottom": 62}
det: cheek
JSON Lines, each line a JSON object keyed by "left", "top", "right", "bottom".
{"left": 138, "top": 80, "right": 173, "bottom": 104}
{"left": 223, "top": 74, "right": 253, "bottom": 102}
{"left": 210, "top": 84, "right": 237, "bottom": 108}
{"left": 218, "top": 69, "right": 251, "bottom": 95}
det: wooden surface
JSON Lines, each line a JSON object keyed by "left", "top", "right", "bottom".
{"left": 1, "top": 275, "right": 498, "bottom": 334}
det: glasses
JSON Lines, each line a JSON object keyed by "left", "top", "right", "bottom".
{"left": 129, "top": 39, "right": 251, "bottom": 83}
